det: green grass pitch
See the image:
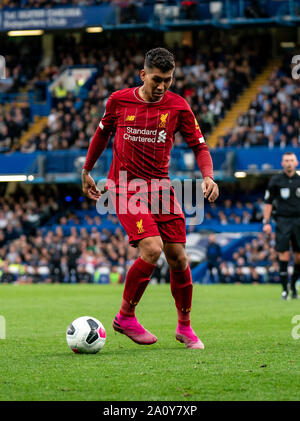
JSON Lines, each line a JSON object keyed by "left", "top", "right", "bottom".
{"left": 0, "top": 283, "right": 299, "bottom": 401}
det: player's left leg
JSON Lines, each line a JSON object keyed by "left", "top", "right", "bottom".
{"left": 163, "top": 242, "right": 204, "bottom": 349}
{"left": 113, "top": 236, "right": 163, "bottom": 345}
{"left": 290, "top": 223, "right": 300, "bottom": 299}
{"left": 278, "top": 252, "right": 290, "bottom": 300}
{"left": 275, "top": 218, "right": 292, "bottom": 299}
{"left": 291, "top": 252, "right": 300, "bottom": 299}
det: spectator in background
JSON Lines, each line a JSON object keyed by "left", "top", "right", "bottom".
{"left": 54, "top": 82, "right": 68, "bottom": 100}
{"left": 234, "top": 267, "right": 248, "bottom": 284}
{"left": 206, "top": 234, "right": 222, "bottom": 283}
{"left": 77, "top": 265, "right": 92, "bottom": 283}
{"left": 65, "top": 234, "right": 81, "bottom": 283}
{"left": 219, "top": 261, "right": 233, "bottom": 284}
{"left": 110, "top": 266, "right": 123, "bottom": 284}
{"left": 0, "top": 261, "right": 15, "bottom": 283}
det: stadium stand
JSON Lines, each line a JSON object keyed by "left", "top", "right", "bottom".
{"left": 0, "top": 36, "right": 42, "bottom": 92}
{"left": 216, "top": 233, "right": 281, "bottom": 284}
{"left": 0, "top": 181, "right": 272, "bottom": 285}
{"left": 5, "top": 31, "right": 269, "bottom": 152}
{"left": 0, "top": 103, "right": 31, "bottom": 152}
{"left": 215, "top": 57, "right": 300, "bottom": 148}
{"left": 0, "top": 185, "right": 140, "bottom": 284}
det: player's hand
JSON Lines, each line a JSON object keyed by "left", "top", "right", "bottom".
{"left": 263, "top": 223, "right": 272, "bottom": 235}
{"left": 202, "top": 177, "right": 219, "bottom": 202}
{"left": 82, "top": 169, "right": 101, "bottom": 201}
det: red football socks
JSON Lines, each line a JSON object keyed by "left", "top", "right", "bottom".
{"left": 120, "top": 257, "right": 156, "bottom": 317}
{"left": 170, "top": 265, "right": 193, "bottom": 323}
{"left": 178, "top": 319, "right": 191, "bottom": 327}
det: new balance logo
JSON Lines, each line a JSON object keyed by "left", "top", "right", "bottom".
{"left": 126, "top": 115, "right": 135, "bottom": 122}
{"left": 157, "top": 130, "right": 166, "bottom": 143}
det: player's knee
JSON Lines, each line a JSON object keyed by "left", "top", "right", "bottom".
{"left": 168, "top": 253, "right": 188, "bottom": 271}
{"left": 140, "top": 237, "right": 163, "bottom": 264}
{"left": 143, "top": 247, "right": 162, "bottom": 264}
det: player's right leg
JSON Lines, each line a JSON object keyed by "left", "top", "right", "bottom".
{"left": 291, "top": 252, "right": 300, "bottom": 299}
{"left": 290, "top": 227, "right": 300, "bottom": 299}
{"left": 275, "top": 219, "right": 292, "bottom": 300}
{"left": 113, "top": 236, "right": 163, "bottom": 345}
{"left": 278, "top": 252, "right": 290, "bottom": 300}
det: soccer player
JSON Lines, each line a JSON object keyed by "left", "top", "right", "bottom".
{"left": 263, "top": 152, "right": 300, "bottom": 300}
{"left": 82, "top": 48, "right": 219, "bottom": 348}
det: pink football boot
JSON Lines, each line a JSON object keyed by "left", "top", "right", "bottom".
{"left": 175, "top": 324, "right": 205, "bottom": 349}
{"left": 113, "top": 312, "right": 157, "bottom": 345}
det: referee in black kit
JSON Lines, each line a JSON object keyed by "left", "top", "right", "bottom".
{"left": 263, "top": 152, "right": 300, "bottom": 300}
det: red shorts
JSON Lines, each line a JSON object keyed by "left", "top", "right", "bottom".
{"left": 109, "top": 187, "right": 186, "bottom": 247}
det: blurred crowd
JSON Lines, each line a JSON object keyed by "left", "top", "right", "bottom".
{"left": 0, "top": 183, "right": 277, "bottom": 285}
{"left": 2, "top": 27, "right": 296, "bottom": 154}
{"left": 216, "top": 62, "right": 300, "bottom": 148}
{"left": 0, "top": 225, "right": 139, "bottom": 284}
{"left": 204, "top": 197, "right": 264, "bottom": 226}
{"left": 206, "top": 232, "right": 281, "bottom": 285}
{"left": 0, "top": 187, "right": 139, "bottom": 284}
{"left": 9, "top": 31, "right": 268, "bottom": 152}
{"left": 0, "top": 103, "right": 31, "bottom": 153}
{"left": 0, "top": 188, "right": 59, "bottom": 242}
{"left": 0, "top": 37, "right": 42, "bottom": 93}
{"left": 3, "top": 38, "right": 295, "bottom": 153}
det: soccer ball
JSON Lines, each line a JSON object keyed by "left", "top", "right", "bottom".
{"left": 66, "top": 316, "right": 106, "bottom": 354}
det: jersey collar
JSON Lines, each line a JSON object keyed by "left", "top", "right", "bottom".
{"left": 134, "top": 86, "right": 165, "bottom": 104}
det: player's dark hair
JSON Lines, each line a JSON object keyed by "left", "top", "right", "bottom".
{"left": 282, "top": 152, "right": 295, "bottom": 156}
{"left": 144, "top": 48, "right": 175, "bottom": 73}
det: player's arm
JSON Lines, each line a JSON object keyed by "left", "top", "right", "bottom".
{"left": 263, "top": 177, "right": 276, "bottom": 234}
{"left": 82, "top": 94, "right": 118, "bottom": 200}
{"left": 178, "top": 106, "right": 219, "bottom": 202}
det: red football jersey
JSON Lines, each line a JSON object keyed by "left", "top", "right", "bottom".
{"left": 83, "top": 86, "right": 213, "bottom": 190}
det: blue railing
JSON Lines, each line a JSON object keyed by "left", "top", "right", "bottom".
{"left": 0, "top": 147, "right": 299, "bottom": 182}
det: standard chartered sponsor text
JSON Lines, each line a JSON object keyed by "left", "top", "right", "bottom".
{"left": 125, "top": 127, "right": 157, "bottom": 143}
